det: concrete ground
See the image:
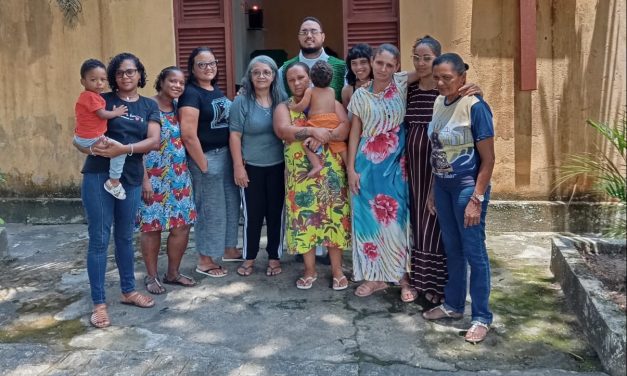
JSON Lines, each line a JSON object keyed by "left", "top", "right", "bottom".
{"left": 0, "top": 224, "right": 610, "bottom": 376}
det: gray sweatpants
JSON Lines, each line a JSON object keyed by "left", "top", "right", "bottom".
{"left": 189, "top": 146, "right": 240, "bottom": 258}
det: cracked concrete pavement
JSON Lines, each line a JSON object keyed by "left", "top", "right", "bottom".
{"left": 0, "top": 224, "right": 611, "bottom": 375}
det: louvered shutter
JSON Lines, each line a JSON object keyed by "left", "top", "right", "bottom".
{"left": 174, "top": 0, "right": 234, "bottom": 98}
{"left": 343, "top": 0, "right": 399, "bottom": 52}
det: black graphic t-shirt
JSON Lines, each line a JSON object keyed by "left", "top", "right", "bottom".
{"left": 178, "top": 83, "right": 231, "bottom": 151}
{"left": 81, "top": 93, "right": 160, "bottom": 185}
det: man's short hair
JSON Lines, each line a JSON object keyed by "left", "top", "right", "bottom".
{"left": 300, "top": 16, "right": 323, "bottom": 32}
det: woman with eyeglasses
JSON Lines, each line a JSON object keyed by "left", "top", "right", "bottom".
{"left": 179, "top": 47, "right": 241, "bottom": 278}
{"left": 229, "top": 56, "right": 287, "bottom": 277}
{"left": 75, "top": 52, "right": 161, "bottom": 328}
{"left": 401, "top": 36, "right": 482, "bottom": 306}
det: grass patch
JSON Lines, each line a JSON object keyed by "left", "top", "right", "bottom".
{"left": 0, "top": 317, "right": 85, "bottom": 344}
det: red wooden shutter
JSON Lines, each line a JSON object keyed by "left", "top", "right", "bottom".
{"left": 343, "top": 0, "right": 400, "bottom": 52}
{"left": 174, "top": 0, "right": 234, "bottom": 98}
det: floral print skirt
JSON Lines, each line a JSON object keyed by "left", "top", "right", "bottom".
{"left": 351, "top": 125, "right": 410, "bottom": 282}
{"left": 284, "top": 109, "right": 351, "bottom": 254}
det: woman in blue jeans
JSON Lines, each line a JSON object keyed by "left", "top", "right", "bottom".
{"left": 75, "top": 52, "right": 161, "bottom": 328}
{"left": 422, "top": 53, "right": 495, "bottom": 344}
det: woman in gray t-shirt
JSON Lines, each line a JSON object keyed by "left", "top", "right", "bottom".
{"left": 229, "top": 55, "right": 287, "bottom": 277}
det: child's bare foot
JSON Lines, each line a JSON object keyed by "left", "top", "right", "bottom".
{"left": 307, "top": 165, "right": 323, "bottom": 178}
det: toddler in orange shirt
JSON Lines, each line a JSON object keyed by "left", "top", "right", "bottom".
{"left": 73, "top": 59, "right": 128, "bottom": 199}
{"left": 289, "top": 60, "right": 347, "bottom": 177}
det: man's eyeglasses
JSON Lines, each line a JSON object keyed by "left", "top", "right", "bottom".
{"left": 196, "top": 60, "right": 218, "bottom": 70}
{"left": 412, "top": 55, "right": 434, "bottom": 63}
{"left": 115, "top": 68, "right": 138, "bottom": 78}
{"left": 298, "top": 29, "right": 322, "bottom": 37}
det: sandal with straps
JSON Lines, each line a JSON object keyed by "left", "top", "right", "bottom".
{"left": 422, "top": 304, "right": 463, "bottom": 320}
{"left": 90, "top": 304, "right": 111, "bottom": 329}
{"left": 162, "top": 273, "right": 197, "bottom": 287}
{"left": 354, "top": 281, "right": 388, "bottom": 297}
{"left": 465, "top": 321, "right": 490, "bottom": 344}
{"left": 120, "top": 291, "right": 155, "bottom": 308}
{"left": 144, "top": 275, "right": 166, "bottom": 295}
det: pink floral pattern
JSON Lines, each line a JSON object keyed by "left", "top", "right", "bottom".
{"left": 348, "top": 72, "right": 409, "bottom": 283}
{"left": 361, "top": 127, "right": 400, "bottom": 164}
{"left": 363, "top": 242, "right": 379, "bottom": 261}
{"left": 370, "top": 194, "right": 399, "bottom": 226}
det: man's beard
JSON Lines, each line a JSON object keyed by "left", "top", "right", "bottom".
{"left": 301, "top": 46, "right": 321, "bottom": 55}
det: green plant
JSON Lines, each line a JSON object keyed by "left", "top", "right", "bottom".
{"left": 0, "top": 171, "right": 4, "bottom": 225}
{"left": 558, "top": 115, "right": 626, "bottom": 237}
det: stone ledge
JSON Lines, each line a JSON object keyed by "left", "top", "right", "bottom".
{"left": 0, "top": 198, "right": 624, "bottom": 233}
{"left": 550, "top": 236, "right": 626, "bottom": 376}
{"left": 0, "top": 225, "right": 7, "bottom": 259}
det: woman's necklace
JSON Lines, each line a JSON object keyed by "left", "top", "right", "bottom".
{"left": 255, "top": 96, "right": 272, "bottom": 117}
{"left": 119, "top": 92, "right": 138, "bottom": 101}
{"left": 371, "top": 79, "right": 391, "bottom": 95}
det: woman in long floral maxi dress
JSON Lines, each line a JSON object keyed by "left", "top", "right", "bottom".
{"left": 347, "top": 44, "right": 416, "bottom": 296}
{"left": 273, "top": 62, "right": 352, "bottom": 291}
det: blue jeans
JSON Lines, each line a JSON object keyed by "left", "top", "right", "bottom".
{"left": 188, "top": 147, "right": 240, "bottom": 258}
{"left": 434, "top": 180, "right": 492, "bottom": 325}
{"left": 81, "top": 172, "right": 141, "bottom": 304}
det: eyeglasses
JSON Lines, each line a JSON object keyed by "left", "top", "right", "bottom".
{"left": 412, "top": 54, "right": 434, "bottom": 63}
{"left": 196, "top": 60, "right": 218, "bottom": 70}
{"left": 298, "top": 29, "right": 322, "bottom": 37}
{"left": 115, "top": 68, "right": 138, "bottom": 78}
{"left": 252, "top": 69, "right": 274, "bottom": 78}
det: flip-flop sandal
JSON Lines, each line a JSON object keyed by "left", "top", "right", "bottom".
{"left": 90, "top": 305, "right": 110, "bottom": 328}
{"left": 266, "top": 261, "right": 282, "bottom": 276}
{"left": 120, "top": 291, "right": 155, "bottom": 308}
{"left": 144, "top": 275, "right": 166, "bottom": 295}
{"left": 465, "top": 321, "right": 490, "bottom": 344}
{"left": 237, "top": 263, "right": 254, "bottom": 277}
{"left": 222, "top": 248, "right": 243, "bottom": 262}
{"left": 162, "top": 273, "right": 197, "bottom": 287}
{"left": 332, "top": 276, "right": 349, "bottom": 291}
{"left": 196, "top": 265, "right": 228, "bottom": 278}
{"left": 296, "top": 275, "right": 318, "bottom": 290}
{"left": 422, "top": 304, "right": 463, "bottom": 320}
{"left": 354, "top": 281, "right": 388, "bottom": 297}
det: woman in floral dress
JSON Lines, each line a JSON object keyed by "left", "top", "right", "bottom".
{"left": 137, "top": 66, "right": 197, "bottom": 294}
{"left": 347, "top": 44, "right": 418, "bottom": 297}
{"left": 273, "top": 62, "right": 352, "bottom": 290}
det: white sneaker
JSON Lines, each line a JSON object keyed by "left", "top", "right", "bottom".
{"left": 104, "top": 180, "right": 126, "bottom": 200}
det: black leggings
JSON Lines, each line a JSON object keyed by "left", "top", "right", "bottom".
{"left": 241, "top": 163, "right": 285, "bottom": 260}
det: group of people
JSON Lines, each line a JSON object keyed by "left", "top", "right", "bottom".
{"left": 73, "top": 16, "right": 495, "bottom": 344}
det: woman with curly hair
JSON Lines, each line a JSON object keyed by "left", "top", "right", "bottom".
{"left": 137, "top": 66, "right": 197, "bottom": 294}
{"left": 74, "top": 52, "right": 161, "bottom": 328}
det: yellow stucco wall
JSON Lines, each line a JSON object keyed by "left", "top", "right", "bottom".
{"left": 400, "top": 0, "right": 626, "bottom": 199}
{"left": 0, "top": 0, "right": 176, "bottom": 196}
{"left": 1, "top": 0, "right": 624, "bottom": 199}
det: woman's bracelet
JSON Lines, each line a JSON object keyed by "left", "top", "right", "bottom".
{"left": 128, "top": 143, "right": 134, "bottom": 156}
{"left": 89, "top": 145, "right": 94, "bottom": 155}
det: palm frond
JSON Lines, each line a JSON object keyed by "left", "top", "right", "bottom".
{"left": 556, "top": 114, "right": 626, "bottom": 237}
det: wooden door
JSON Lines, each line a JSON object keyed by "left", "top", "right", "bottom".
{"left": 343, "top": 0, "right": 400, "bottom": 52}
{"left": 174, "top": 0, "right": 234, "bottom": 98}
